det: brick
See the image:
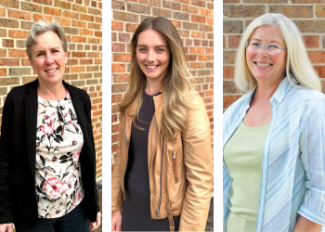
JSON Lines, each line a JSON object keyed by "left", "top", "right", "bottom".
{"left": 295, "top": 20, "right": 325, "bottom": 33}
{"left": 113, "top": 54, "right": 131, "bottom": 62}
{"left": 88, "top": 8, "right": 101, "bottom": 16}
{"left": 0, "top": 58, "right": 19, "bottom": 66}
{"left": 205, "top": 62, "right": 213, "bottom": 68}
{"left": 224, "top": 20, "right": 243, "bottom": 33}
{"left": 87, "top": 66, "right": 99, "bottom": 71}
{"left": 0, "top": 77, "right": 19, "bottom": 86}
{"left": 72, "top": 20, "right": 87, "bottom": 28}
{"left": 0, "top": 19, "right": 19, "bottom": 28}
{"left": 71, "top": 66, "right": 85, "bottom": 73}
{"left": 224, "top": 5, "right": 265, "bottom": 18}
{"left": 111, "top": 21, "right": 123, "bottom": 31}
{"left": 190, "top": 62, "right": 204, "bottom": 69}
{"left": 80, "top": 59, "right": 93, "bottom": 65}
{"left": 88, "top": 38, "right": 101, "bottom": 44}
{"left": 0, "top": 49, "right": 6, "bottom": 57}
{"left": 55, "top": 17, "right": 71, "bottom": 26}
{"left": 192, "top": 0, "right": 206, "bottom": 7}
{"left": 119, "top": 33, "right": 130, "bottom": 42}
{"left": 198, "top": 55, "right": 212, "bottom": 61}
{"left": 9, "top": 30, "right": 29, "bottom": 39}
{"left": 207, "top": 2, "right": 213, "bottom": 9}
{"left": 112, "top": 0, "right": 126, "bottom": 10}
{"left": 96, "top": 17, "right": 102, "bottom": 24}
{"left": 126, "top": 23, "right": 138, "bottom": 32}
{"left": 95, "top": 31, "right": 102, "bottom": 37}
{"left": 163, "top": 1, "right": 180, "bottom": 10}
{"left": 112, "top": 43, "right": 125, "bottom": 52}
{"left": 0, "top": 0, "right": 19, "bottom": 8}
{"left": 314, "top": 66, "right": 325, "bottom": 78}
{"left": 185, "top": 55, "right": 196, "bottom": 61}
{"left": 302, "top": 35, "right": 319, "bottom": 48}
{"left": 308, "top": 51, "right": 325, "bottom": 63}
{"left": 44, "top": 7, "right": 62, "bottom": 16}
{"left": 33, "top": 0, "right": 52, "bottom": 5}
{"left": 63, "top": 10, "right": 79, "bottom": 19}
{"left": 3, "top": 39, "right": 14, "bottom": 48}
{"left": 223, "top": 51, "right": 236, "bottom": 64}
{"left": 139, "top": 0, "right": 161, "bottom": 6}
{"left": 191, "top": 31, "right": 205, "bottom": 39}
{"left": 54, "top": 0, "right": 71, "bottom": 9}
{"left": 270, "top": 6, "right": 312, "bottom": 18}
{"left": 183, "top": 22, "right": 198, "bottom": 30}
{"left": 87, "top": 52, "right": 101, "bottom": 57}
{"left": 88, "top": 23, "right": 101, "bottom": 30}
{"left": 177, "top": 30, "right": 189, "bottom": 37}
{"left": 316, "top": 6, "right": 325, "bottom": 18}
{"left": 190, "top": 47, "right": 205, "bottom": 53}
{"left": 67, "top": 59, "right": 78, "bottom": 65}
{"left": 33, "top": 14, "right": 53, "bottom": 22}
{"left": 245, "top": 0, "right": 287, "bottom": 2}
{"left": 9, "top": 68, "right": 31, "bottom": 76}
{"left": 199, "top": 9, "right": 213, "bottom": 17}
{"left": 0, "top": 7, "right": 5, "bottom": 17}
{"left": 322, "top": 36, "right": 325, "bottom": 48}
{"left": 173, "top": 12, "right": 189, "bottom": 21}
{"left": 182, "top": 5, "right": 198, "bottom": 14}
{"left": 175, "top": 0, "right": 190, "bottom": 3}
{"left": 228, "top": 35, "right": 241, "bottom": 48}
{"left": 21, "top": 2, "right": 42, "bottom": 13}
{"left": 8, "top": 9, "right": 31, "bottom": 20}
{"left": 293, "top": 0, "right": 323, "bottom": 2}
{"left": 170, "top": 20, "right": 181, "bottom": 28}
{"left": 80, "top": 29, "right": 93, "bottom": 36}
{"left": 73, "top": 4, "right": 87, "bottom": 13}
{"left": 21, "top": 58, "right": 30, "bottom": 66}
{"left": 112, "top": 63, "right": 126, "bottom": 73}
{"left": 98, "top": 2, "right": 102, "bottom": 8}
{"left": 206, "top": 48, "right": 213, "bottom": 54}
{"left": 198, "top": 70, "right": 211, "bottom": 76}
{"left": 112, "top": 83, "right": 128, "bottom": 93}
{"left": 152, "top": 8, "right": 172, "bottom": 18}
{"left": 200, "top": 25, "right": 213, "bottom": 32}
{"left": 113, "top": 74, "right": 129, "bottom": 83}
{"left": 207, "top": 18, "right": 213, "bottom": 25}
{"left": 72, "top": 52, "right": 86, "bottom": 57}
{"left": 192, "top": 15, "right": 206, "bottom": 23}
{"left": 81, "top": 14, "right": 94, "bottom": 21}
{"left": 128, "top": 3, "right": 150, "bottom": 14}
{"left": 224, "top": 96, "right": 241, "bottom": 108}
{"left": 224, "top": 81, "right": 240, "bottom": 94}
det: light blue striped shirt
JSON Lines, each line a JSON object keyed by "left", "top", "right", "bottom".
{"left": 223, "top": 76, "right": 325, "bottom": 232}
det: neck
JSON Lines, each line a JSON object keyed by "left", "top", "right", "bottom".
{"left": 145, "top": 78, "right": 162, "bottom": 95}
{"left": 37, "top": 79, "right": 67, "bottom": 100}
{"left": 254, "top": 76, "right": 284, "bottom": 102}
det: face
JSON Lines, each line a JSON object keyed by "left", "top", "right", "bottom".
{"left": 246, "top": 25, "right": 286, "bottom": 85}
{"left": 29, "top": 31, "right": 67, "bottom": 86}
{"left": 136, "top": 29, "right": 170, "bottom": 83}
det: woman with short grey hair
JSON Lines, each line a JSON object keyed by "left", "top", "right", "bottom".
{"left": 0, "top": 20, "right": 101, "bottom": 232}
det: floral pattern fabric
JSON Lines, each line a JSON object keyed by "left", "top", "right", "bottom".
{"left": 35, "top": 92, "right": 84, "bottom": 219}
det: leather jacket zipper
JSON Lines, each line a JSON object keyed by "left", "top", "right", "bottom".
{"left": 156, "top": 135, "right": 164, "bottom": 218}
{"left": 172, "top": 152, "right": 178, "bottom": 183}
{"left": 122, "top": 113, "right": 129, "bottom": 200}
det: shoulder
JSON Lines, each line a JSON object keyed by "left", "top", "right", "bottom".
{"left": 6, "top": 80, "right": 37, "bottom": 102}
{"left": 224, "top": 93, "right": 250, "bottom": 119}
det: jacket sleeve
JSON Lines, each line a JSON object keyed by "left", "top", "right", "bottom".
{"left": 111, "top": 117, "right": 124, "bottom": 212}
{"left": 298, "top": 98, "right": 325, "bottom": 225}
{"left": 0, "top": 92, "right": 14, "bottom": 224}
{"left": 179, "top": 94, "right": 213, "bottom": 231}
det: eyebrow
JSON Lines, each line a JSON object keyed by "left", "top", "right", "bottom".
{"left": 34, "top": 47, "right": 61, "bottom": 53}
{"left": 250, "top": 38, "right": 282, "bottom": 44}
{"left": 137, "top": 44, "right": 167, "bottom": 48}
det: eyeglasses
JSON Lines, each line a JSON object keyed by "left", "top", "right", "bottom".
{"left": 245, "top": 41, "right": 287, "bottom": 55}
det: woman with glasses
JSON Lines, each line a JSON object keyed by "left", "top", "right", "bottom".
{"left": 223, "top": 13, "right": 325, "bottom": 232}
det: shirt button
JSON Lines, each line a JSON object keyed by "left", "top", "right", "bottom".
{"left": 261, "top": 200, "right": 265, "bottom": 203}
{"left": 258, "top": 225, "right": 261, "bottom": 228}
{"left": 263, "top": 175, "right": 267, "bottom": 178}
{"left": 264, "top": 150, "right": 268, "bottom": 153}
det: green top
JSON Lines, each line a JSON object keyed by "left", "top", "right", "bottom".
{"left": 224, "top": 122, "right": 270, "bottom": 232}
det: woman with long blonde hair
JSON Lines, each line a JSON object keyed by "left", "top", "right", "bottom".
{"left": 111, "top": 17, "right": 213, "bottom": 231}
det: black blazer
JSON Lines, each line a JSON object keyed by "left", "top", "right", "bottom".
{"left": 0, "top": 79, "right": 99, "bottom": 230}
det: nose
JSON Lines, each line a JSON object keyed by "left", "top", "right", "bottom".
{"left": 257, "top": 46, "right": 268, "bottom": 57}
{"left": 147, "top": 50, "right": 156, "bottom": 62}
{"left": 45, "top": 53, "right": 54, "bottom": 64}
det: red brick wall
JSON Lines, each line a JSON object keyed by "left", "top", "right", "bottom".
{"left": 0, "top": 0, "right": 102, "bottom": 181}
{"left": 223, "top": 0, "right": 325, "bottom": 110}
{"left": 111, "top": 0, "right": 214, "bottom": 166}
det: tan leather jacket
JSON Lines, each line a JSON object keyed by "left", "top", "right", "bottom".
{"left": 111, "top": 90, "right": 213, "bottom": 231}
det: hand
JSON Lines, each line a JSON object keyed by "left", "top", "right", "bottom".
{"left": 0, "top": 223, "right": 13, "bottom": 232}
{"left": 89, "top": 212, "right": 101, "bottom": 231}
{"left": 111, "top": 210, "right": 122, "bottom": 232}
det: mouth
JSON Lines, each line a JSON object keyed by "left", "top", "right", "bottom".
{"left": 145, "top": 65, "right": 159, "bottom": 70}
{"left": 45, "top": 68, "right": 58, "bottom": 73}
{"left": 254, "top": 62, "right": 273, "bottom": 67}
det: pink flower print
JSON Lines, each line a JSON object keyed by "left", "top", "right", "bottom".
{"left": 44, "top": 177, "right": 63, "bottom": 199}
{"left": 73, "top": 188, "right": 83, "bottom": 206}
{"left": 49, "top": 205, "right": 66, "bottom": 218}
{"left": 41, "top": 118, "right": 55, "bottom": 135}
{"left": 72, "top": 150, "right": 81, "bottom": 164}
{"left": 63, "top": 175, "right": 76, "bottom": 195}
{"left": 72, "top": 141, "right": 77, "bottom": 145}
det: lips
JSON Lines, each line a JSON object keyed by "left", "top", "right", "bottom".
{"left": 254, "top": 62, "right": 273, "bottom": 67}
{"left": 45, "top": 68, "right": 58, "bottom": 73}
{"left": 145, "top": 65, "right": 159, "bottom": 69}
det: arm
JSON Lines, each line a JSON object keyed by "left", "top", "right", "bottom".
{"left": 0, "top": 93, "right": 14, "bottom": 225}
{"left": 298, "top": 98, "right": 325, "bottom": 228}
{"left": 293, "top": 215, "right": 322, "bottom": 232}
{"left": 179, "top": 95, "right": 213, "bottom": 231}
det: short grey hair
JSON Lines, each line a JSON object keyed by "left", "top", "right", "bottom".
{"left": 235, "top": 13, "right": 321, "bottom": 92}
{"left": 26, "top": 20, "right": 67, "bottom": 59}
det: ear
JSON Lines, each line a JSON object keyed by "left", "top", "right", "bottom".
{"left": 64, "top": 51, "right": 68, "bottom": 64}
{"left": 29, "top": 58, "right": 35, "bottom": 71}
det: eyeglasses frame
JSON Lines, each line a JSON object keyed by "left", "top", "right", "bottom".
{"left": 245, "top": 41, "right": 287, "bottom": 55}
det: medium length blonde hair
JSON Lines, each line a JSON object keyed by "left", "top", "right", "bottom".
{"left": 119, "top": 17, "right": 194, "bottom": 141}
{"left": 235, "top": 13, "right": 321, "bottom": 92}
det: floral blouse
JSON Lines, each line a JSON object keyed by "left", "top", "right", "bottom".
{"left": 35, "top": 92, "right": 84, "bottom": 218}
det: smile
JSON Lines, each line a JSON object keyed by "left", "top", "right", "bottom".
{"left": 254, "top": 62, "right": 273, "bottom": 67}
{"left": 145, "top": 65, "right": 159, "bottom": 69}
{"left": 45, "top": 68, "right": 58, "bottom": 73}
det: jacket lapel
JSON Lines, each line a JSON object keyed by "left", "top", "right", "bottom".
{"left": 24, "top": 79, "right": 38, "bottom": 184}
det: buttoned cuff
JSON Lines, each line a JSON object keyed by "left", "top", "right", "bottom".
{"left": 298, "top": 205, "right": 325, "bottom": 226}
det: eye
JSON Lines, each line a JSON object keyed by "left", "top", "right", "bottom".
{"left": 138, "top": 48, "right": 147, "bottom": 52}
{"left": 251, "top": 42, "right": 260, "bottom": 47}
{"left": 156, "top": 48, "right": 165, "bottom": 52}
{"left": 36, "top": 53, "right": 43, "bottom": 57}
{"left": 267, "top": 44, "right": 279, "bottom": 50}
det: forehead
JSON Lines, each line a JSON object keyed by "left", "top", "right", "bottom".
{"left": 33, "top": 31, "right": 62, "bottom": 49}
{"left": 250, "top": 25, "right": 285, "bottom": 45}
{"left": 137, "top": 29, "right": 167, "bottom": 46}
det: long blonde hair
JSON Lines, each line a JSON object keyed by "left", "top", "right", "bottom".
{"left": 119, "top": 17, "right": 194, "bottom": 141}
{"left": 235, "top": 13, "right": 321, "bottom": 92}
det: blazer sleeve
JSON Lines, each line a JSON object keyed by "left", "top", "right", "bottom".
{"left": 179, "top": 94, "right": 213, "bottom": 231}
{"left": 0, "top": 92, "right": 14, "bottom": 224}
{"left": 298, "top": 98, "right": 325, "bottom": 225}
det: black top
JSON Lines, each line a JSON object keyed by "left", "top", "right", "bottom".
{"left": 122, "top": 91, "right": 180, "bottom": 231}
